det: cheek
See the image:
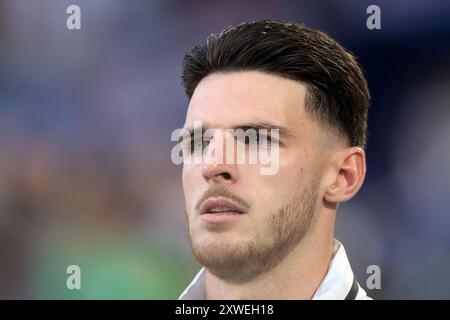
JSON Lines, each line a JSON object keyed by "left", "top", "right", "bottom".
{"left": 181, "top": 165, "right": 189, "bottom": 190}
{"left": 182, "top": 165, "right": 203, "bottom": 209}
{"left": 259, "top": 154, "right": 307, "bottom": 198}
{"left": 182, "top": 166, "right": 193, "bottom": 205}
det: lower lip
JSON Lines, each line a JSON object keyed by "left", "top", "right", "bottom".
{"left": 201, "top": 211, "right": 245, "bottom": 223}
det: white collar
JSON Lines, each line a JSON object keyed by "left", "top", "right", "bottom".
{"left": 179, "top": 239, "right": 369, "bottom": 300}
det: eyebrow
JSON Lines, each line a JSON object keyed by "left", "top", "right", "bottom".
{"left": 183, "top": 121, "right": 292, "bottom": 139}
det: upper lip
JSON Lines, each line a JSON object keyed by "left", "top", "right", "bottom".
{"left": 200, "top": 197, "right": 247, "bottom": 214}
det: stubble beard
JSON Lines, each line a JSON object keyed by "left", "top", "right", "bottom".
{"left": 187, "top": 182, "right": 319, "bottom": 284}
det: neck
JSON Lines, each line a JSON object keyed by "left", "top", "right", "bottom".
{"left": 205, "top": 210, "right": 335, "bottom": 300}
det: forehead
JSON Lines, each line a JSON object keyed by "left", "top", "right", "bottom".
{"left": 184, "top": 71, "right": 308, "bottom": 129}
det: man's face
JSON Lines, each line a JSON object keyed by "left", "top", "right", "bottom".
{"left": 182, "top": 71, "right": 330, "bottom": 283}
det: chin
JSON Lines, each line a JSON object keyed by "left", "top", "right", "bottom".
{"left": 191, "top": 237, "right": 264, "bottom": 283}
{"left": 191, "top": 228, "right": 240, "bottom": 249}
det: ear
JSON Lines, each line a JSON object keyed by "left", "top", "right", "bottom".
{"left": 324, "top": 147, "right": 366, "bottom": 204}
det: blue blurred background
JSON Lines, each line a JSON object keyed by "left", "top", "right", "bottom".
{"left": 0, "top": 0, "right": 449, "bottom": 299}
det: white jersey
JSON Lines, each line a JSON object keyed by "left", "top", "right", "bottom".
{"left": 179, "top": 239, "right": 371, "bottom": 300}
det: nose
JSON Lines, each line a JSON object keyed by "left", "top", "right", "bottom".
{"left": 202, "top": 130, "right": 238, "bottom": 185}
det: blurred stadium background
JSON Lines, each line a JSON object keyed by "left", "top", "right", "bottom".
{"left": 0, "top": 0, "right": 449, "bottom": 299}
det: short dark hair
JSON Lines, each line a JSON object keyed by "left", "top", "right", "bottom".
{"left": 181, "top": 20, "right": 370, "bottom": 148}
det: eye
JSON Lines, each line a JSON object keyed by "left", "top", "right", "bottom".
{"left": 191, "top": 137, "right": 209, "bottom": 153}
{"left": 256, "top": 135, "right": 269, "bottom": 145}
{"left": 245, "top": 134, "right": 270, "bottom": 146}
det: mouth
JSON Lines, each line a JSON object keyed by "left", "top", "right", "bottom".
{"left": 199, "top": 197, "right": 247, "bottom": 223}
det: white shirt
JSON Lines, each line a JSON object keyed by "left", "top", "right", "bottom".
{"left": 178, "top": 239, "right": 371, "bottom": 300}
